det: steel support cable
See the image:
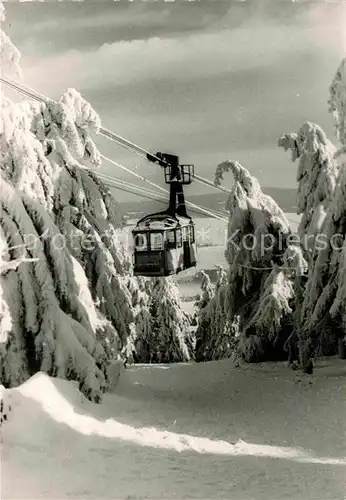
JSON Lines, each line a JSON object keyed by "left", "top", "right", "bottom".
{"left": 98, "top": 173, "right": 225, "bottom": 217}
{"left": 94, "top": 174, "right": 225, "bottom": 219}
{"left": 1, "top": 77, "right": 230, "bottom": 221}
{"left": 98, "top": 174, "right": 167, "bottom": 202}
{"left": 69, "top": 153, "right": 227, "bottom": 219}
{"left": 100, "top": 125, "right": 232, "bottom": 194}
{"left": 98, "top": 174, "right": 228, "bottom": 217}
{"left": 98, "top": 173, "right": 167, "bottom": 200}
{"left": 98, "top": 169, "right": 292, "bottom": 225}
{"left": 98, "top": 154, "right": 227, "bottom": 221}
{"left": 1, "top": 76, "right": 232, "bottom": 195}
{"left": 0, "top": 77, "right": 232, "bottom": 222}
{"left": 102, "top": 167, "right": 299, "bottom": 225}
{"left": 100, "top": 179, "right": 168, "bottom": 205}
{"left": 1, "top": 77, "right": 228, "bottom": 222}
{"left": 99, "top": 153, "right": 228, "bottom": 221}
{"left": 97, "top": 170, "right": 227, "bottom": 218}
{"left": 0, "top": 77, "right": 227, "bottom": 222}
{"left": 0, "top": 76, "right": 43, "bottom": 103}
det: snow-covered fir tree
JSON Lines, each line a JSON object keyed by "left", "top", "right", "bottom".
{"left": 278, "top": 58, "right": 346, "bottom": 368}
{"left": 128, "top": 276, "right": 154, "bottom": 363}
{"left": 148, "top": 278, "right": 194, "bottom": 363}
{"left": 0, "top": 3, "right": 144, "bottom": 400}
{"left": 329, "top": 57, "right": 346, "bottom": 150}
{"left": 240, "top": 245, "right": 308, "bottom": 363}
{"left": 278, "top": 121, "right": 339, "bottom": 251}
{"left": 191, "top": 271, "right": 214, "bottom": 329}
{"left": 194, "top": 270, "right": 214, "bottom": 361}
{"left": 195, "top": 266, "right": 235, "bottom": 362}
{"left": 194, "top": 270, "right": 214, "bottom": 311}
{"left": 213, "top": 161, "right": 294, "bottom": 361}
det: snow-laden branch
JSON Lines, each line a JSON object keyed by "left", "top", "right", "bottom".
{"left": 274, "top": 60, "right": 346, "bottom": 368}
{"left": 0, "top": 43, "right": 142, "bottom": 399}
{"left": 139, "top": 278, "right": 194, "bottom": 364}
{"left": 219, "top": 161, "right": 290, "bottom": 269}
{"left": 207, "top": 161, "right": 295, "bottom": 361}
{"left": 278, "top": 121, "right": 339, "bottom": 241}
{"left": 0, "top": 2, "right": 21, "bottom": 79}
{"left": 0, "top": 257, "right": 38, "bottom": 275}
{"left": 195, "top": 266, "right": 235, "bottom": 362}
{"left": 329, "top": 57, "right": 346, "bottom": 147}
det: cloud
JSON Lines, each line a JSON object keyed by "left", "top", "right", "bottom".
{"left": 6, "top": 0, "right": 345, "bottom": 192}
{"left": 23, "top": 4, "right": 172, "bottom": 34}
{"left": 6, "top": 1, "right": 231, "bottom": 56}
{"left": 20, "top": 7, "right": 343, "bottom": 99}
{"left": 305, "top": 1, "right": 346, "bottom": 53}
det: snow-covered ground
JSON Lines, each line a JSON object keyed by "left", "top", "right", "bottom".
{"left": 2, "top": 358, "right": 346, "bottom": 500}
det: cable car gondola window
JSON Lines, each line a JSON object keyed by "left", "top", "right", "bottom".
{"left": 134, "top": 233, "right": 147, "bottom": 251}
{"left": 150, "top": 232, "right": 164, "bottom": 250}
{"left": 188, "top": 225, "right": 195, "bottom": 243}
{"left": 166, "top": 230, "right": 175, "bottom": 249}
{"left": 182, "top": 227, "right": 188, "bottom": 242}
{"left": 176, "top": 229, "right": 182, "bottom": 248}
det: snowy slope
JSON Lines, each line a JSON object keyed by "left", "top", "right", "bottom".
{"left": 2, "top": 359, "right": 346, "bottom": 500}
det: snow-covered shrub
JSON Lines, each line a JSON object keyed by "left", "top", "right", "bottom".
{"left": 0, "top": 3, "right": 138, "bottom": 400}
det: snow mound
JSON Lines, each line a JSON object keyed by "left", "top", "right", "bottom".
{"left": 3, "top": 371, "right": 346, "bottom": 465}
{"left": 3, "top": 361, "right": 346, "bottom": 499}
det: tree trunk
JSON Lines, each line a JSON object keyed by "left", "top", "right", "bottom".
{"left": 338, "top": 337, "right": 346, "bottom": 359}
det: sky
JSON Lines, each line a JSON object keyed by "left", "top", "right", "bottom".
{"left": 3, "top": 0, "right": 346, "bottom": 201}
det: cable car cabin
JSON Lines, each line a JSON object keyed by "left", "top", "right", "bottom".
{"left": 132, "top": 150, "right": 197, "bottom": 277}
{"left": 132, "top": 214, "right": 197, "bottom": 277}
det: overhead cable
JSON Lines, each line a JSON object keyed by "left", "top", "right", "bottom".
{"left": 0, "top": 76, "right": 232, "bottom": 196}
